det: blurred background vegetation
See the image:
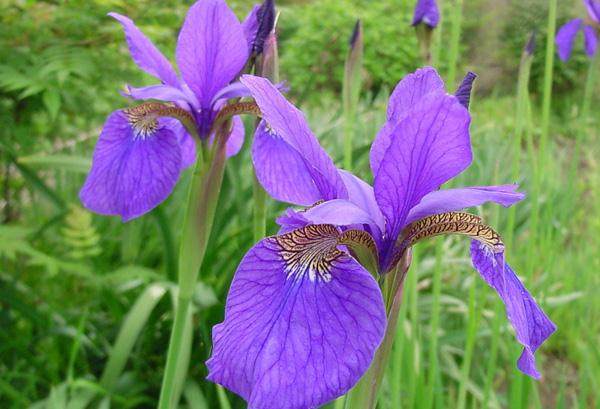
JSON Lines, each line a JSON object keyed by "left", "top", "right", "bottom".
{"left": 1, "top": 0, "right": 598, "bottom": 408}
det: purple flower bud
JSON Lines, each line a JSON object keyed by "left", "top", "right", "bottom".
{"left": 454, "top": 71, "right": 477, "bottom": 110}
{"left": 525, "top": 30, "right": 537, "bottom": 56}
{"left": 349, "top": 19, "right": 362, "bottom": 48}
{"left": 253, "top": 0, "right": 275, "bottom": 55}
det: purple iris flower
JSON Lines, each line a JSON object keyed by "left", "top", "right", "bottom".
{"left": 556, "top": 0, "right": 600, "bottom": 61}
{"left": 206, "top": 67, "right": 556, "bottom": 408}
{"left": 80, "top": 0, "right": 260, "bottom": 221}
{"left": 412, "top": 0, "right": 440, "bottom": 28}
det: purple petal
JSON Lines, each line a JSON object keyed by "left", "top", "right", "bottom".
{"left": 211, "top": 82, "right": 252, "bottom": 106}
{"left": 276, "top": 208, "right": 310, "bottom": 234}
{"left": 556, "top": 19, "right": 583, "bottom": 62}
{"left": 108, "top": 13, "right": 179, "bottom": 87}
{"left": 302, "top": 199, "right": 381, "bottom": 235}
{"left": 226, "top": 116, "right": 245, "bottom": 157}
{"left": 583, "top": 25, "right": 598, "bottom": 57}
{"left": 370, "top": 67, "right": 445, "bottom": 176}
{"left": 162, "top": 118, "right": 197, "bottom": 169}
{"left": 252, "top": 122, "right": 323, "bottom": 206}
{"left": 374, "top": 92, "right": 472, "bottom": 241}
{"left": 242, "top": 75, "right": 347, "bottom": 201}
{"left": 242, "top": 4, "right": 260, "bottom": 53}
{"left": 339, "top": 170, "right": 385, "bottom": 231}
{"left": 79, "top": 110, "right": 182, "bottom": 221}
{"left": 124, "top": 84, "right": 199, "bottom": 110}
{"left": 176, "top": 0, "right": 248, "bottom": 108}
{"left": 471, "top": 242, "right": 556, "bottom": 379}
{"left": 405, "top": 184, "right": 525, "bottom": 225}
{"left": 584, "top": 0, "right": 600, "bottom": 23}
{"left": 412, "top": 0, "right": 440, "bottom": 28}
{"left": 207, "top": 227, "right": 386, "bottom": 408}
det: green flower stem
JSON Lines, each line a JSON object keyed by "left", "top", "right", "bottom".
{"left": 158, "top": 126, "right": 229, "bottom": 409}
{"left": 446, "top": 0, "right": 464, "bottom": 87}
{"left": 346, "top": 250, "right": 412, "bottom": 409}
{"left": 343, "top": 20, "right": 363, "bottom": 171}
{"left": 581, "top": 52, "right": 599, "bottom": 133}
{"left": 539, "top": 0, "right": 557, "bottom": 170}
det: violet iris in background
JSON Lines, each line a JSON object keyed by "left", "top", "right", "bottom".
{"left": 412, "top": 0, "right": 440, "bottom": 28}
{"left": 556, "top": 0, "right": 599, "bottom": 61}
{"left": 206, "top": 68, "right": 556, "bottom": 408}
{"left": 80, "top": 0, "right": 258, "bottom": 221}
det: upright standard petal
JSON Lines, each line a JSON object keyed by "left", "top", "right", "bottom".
{"left": 176, "top": 0, "right": 248, "bottom": 107}
{"left": 412, "top": 0, "right": 440, "bottom": 28}
{"left": 109, "top": 13, "right": 179, "bottom": 87}
{"left": 242, "top": 75, "right": 347, "bottom": 201}
{"left": 370, "top": 67, "right": 445, "bottom": 176}
{"left": 471, "top": 242, "right": 556, "bottom": 379}
{"left": 583, "top": 25, "right": 598, "bottom": 57}
{"left": 556, "top": 19, "right": 583, "bottom": 62}
{"left": 207, "top": 225, "right": 386, "bottom": 409}
{"left": 79, "top": 110, "right": 182, "bottom": 221}
{"left": 405, "top": 185, "right": 525, "bottom": 225}
{"left": 374, "top": 92, "right": 472, "bottom": 241}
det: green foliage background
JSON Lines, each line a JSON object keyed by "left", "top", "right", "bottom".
{"left": 1, "top": 0, "right": 599, "bottom": 408}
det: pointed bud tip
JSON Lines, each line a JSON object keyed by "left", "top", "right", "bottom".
{"left": 525, "top": 30, "right": 537, "bottom": 56}
{"left": 253, "top": 0, "right": 276, "bottom": 55}
{"left": 454, "top": 72, "right": 477, "bottom": 110}
{"left": 349, "top": 19, "right": 362, "bottom": 48}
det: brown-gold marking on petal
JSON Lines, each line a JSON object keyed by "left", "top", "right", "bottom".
{"left": 124, "top": 103, "right": 194, "bottom": 139}
{"left": 401, "top": 212, "right": 504, "bottom": 253}
{"left": 274, "top": 224, "right": 342, "bottom": 282}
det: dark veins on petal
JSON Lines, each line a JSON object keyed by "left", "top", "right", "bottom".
{"left": 274, "top": 224, "right": 343, "bottom": 283}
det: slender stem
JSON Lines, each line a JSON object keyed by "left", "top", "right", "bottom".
{"left": 424, "top": 240, "right": 443, "bottom": 409}
{"left": 159, "top": 296, "right": 191, "bottom": 409}
{"left": 346, "top": 251, "right": 412, "bottom": 409}
{"left": 343, "top": 21, "right": 363, "bottom": 171}
{"left": 446, "top": 0, "right": 464, "bottom": 87}
{"left": 580, "top": 52, "right": 599, "bottom": 131}
{"left": 158, "top": 130, "right": 228, "bottom": 409}
{"left": 457, "top": 277, "right": 479, "bottom": 409}
{"left": 539, "top": 0, "right": 557, "bottom": 170}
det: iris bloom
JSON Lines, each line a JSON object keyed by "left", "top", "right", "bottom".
{"left": 556, "top": 0, "right": 599, "bottom": 61}
{"left": 207, "top": 68, "right": 556, "bottom": 408}
{"left": 412, "top": 0, "right": 440, "bottom": 28}
{"left": 80, "top": 0, "right": 263, "bottom": 221}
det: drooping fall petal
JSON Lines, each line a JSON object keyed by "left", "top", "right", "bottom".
{"left": 583, "top": 25, "right": 598, "bottom": 57}
{"left": 556, "top": 19, "right": 583, "bottom": 62}
{"left": 470, "top": 242, "right": 556, "bottom": 379}
{"left": 79, "top": 110, "right": 182, "bottom": 221}
{"left": 207, "top": 225, "right": 386, "bottom": 408}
